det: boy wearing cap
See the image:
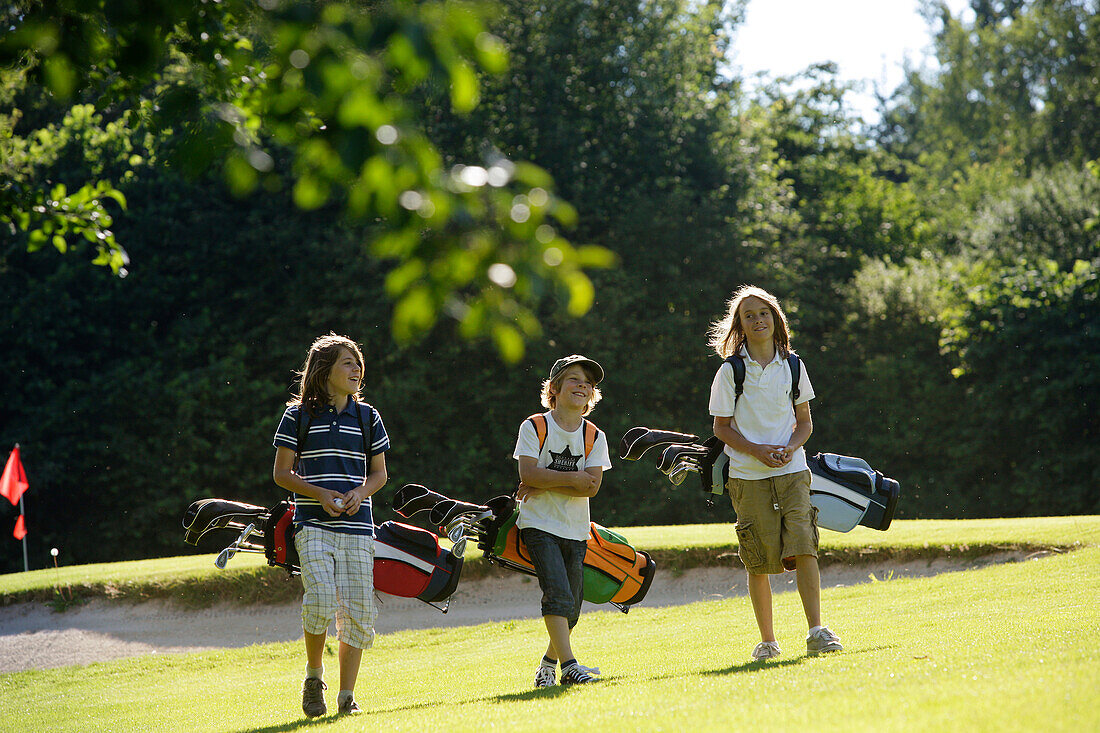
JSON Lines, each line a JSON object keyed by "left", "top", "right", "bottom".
{"left": 513, "top": 354, "right": 613, "bottom": 687}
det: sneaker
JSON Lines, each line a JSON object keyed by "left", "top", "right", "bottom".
{"left": 751, "top": 641, "right": 781, "bottom": 661}
{"left": 560, "top": 662, "right": 596, "bottom": 685}
{"left": 337, "top": 696, "right": 362, "bottom": 715}
{"left": 534, "top": 663, "right": 557, "bottom": 688}
{"left": 806, "top": 626, "right": 843, "bottom": 655}
{"left": 301, "top": 677, "right": 327, "bottom": 718}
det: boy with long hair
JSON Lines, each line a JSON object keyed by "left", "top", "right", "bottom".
{"left": 513, "top": 354, "right": 612, "bottom": 687}
{"left": 272, "top": 333, "right": 389, "bottom": 716}
{"left": 708, "top": 286, "right": 842, "bottom": 661}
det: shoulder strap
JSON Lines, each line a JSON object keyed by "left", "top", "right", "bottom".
{"left": 527, "top": 413, "right": 549, "bottom": 452}
{"left": 528, "top": 413, "right": 596, "bottom": 458}
{"left": 582, "top": 419, "right": 597, "bottom": 459}
{"left": 294, "top": 406, "right": 312, "bottom": 468}
{"left": 723, "top": 354, "right": 746, "bottom": 402}
{"left": 787, "top": 354, "right": 801, "bottom": 404}
{"left": 355, "top": 401, "right": 374, "bottom": 469}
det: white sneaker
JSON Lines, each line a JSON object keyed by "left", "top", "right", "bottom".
{"left": 534, "top": 663, "right": 557, "bottom": 688}
{"left": 806, "top": 627, "right": 843, "bottom": 655}
{"left": 751, "top": 641, "right": 781, "bottom": 661}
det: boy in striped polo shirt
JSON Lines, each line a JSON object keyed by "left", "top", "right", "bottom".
{"left": 273, "top": 333, "right": 390, "bottom": 717}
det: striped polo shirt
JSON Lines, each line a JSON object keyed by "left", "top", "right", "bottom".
{"left": 273, "top": 400, "right": 389, "bottom": 536}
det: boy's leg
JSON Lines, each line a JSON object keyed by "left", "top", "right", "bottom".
{"left": 522, "top": 528, "right": 587, "bottom": 681}
{"left": 747, "top": 572, "right": 775, "bottom": 641}
{"left": 339, "top": 642, "right": 364, "bottom": 691}
{"left": 305, "top": 630, "right": 327, "bottom": 669}
{"left": 544, "top": 615, "right": 575, "bottom": 662}
{"left": 795, "top": 554, "right": 822, "bottom": 629}
{"left": 296, "top": 527, "right": 339, "bottom": 717}
{"left": 331, "top": 533, "right": 376, "bottom": 711}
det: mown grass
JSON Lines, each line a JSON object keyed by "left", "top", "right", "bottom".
{"left": 1, "top": 546, "right": 1096, "bottom": 732}
{"left": 2, "top": 516, "right": 1097, "bottom": 607}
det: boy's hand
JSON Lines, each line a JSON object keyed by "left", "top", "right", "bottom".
{"left": 516, "top": 482, "right": 544, "bottom": 501}
{"left": 572, "top": 470, "right": 597, "bottom": 493}
{"left": 752, "top": 444, "right": 788, "bottom": 468}
{"left": 341, "top": 488, "right": 364, "bottom": 515}
{"left": 320, "top": 491, "right": 346, "bottom": 516}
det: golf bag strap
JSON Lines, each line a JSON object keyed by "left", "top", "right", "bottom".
{"left": 526, "top": 413, "right": 597, "bottom": 458}
{"left": 723, "top": 353, "right": 801, "bottom": 406}
{"left": 294, "top": 408, "right": 312, "bottom": 470}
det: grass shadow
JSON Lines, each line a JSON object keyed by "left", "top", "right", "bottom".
{"left": 704, "top": 657, "right": 807, "bottom": 676}
{"left": 236, "top": 716, "right": 343, "bottom": 733}
{"left": 703, "top": 645, "right": 895, "bottom": 677}
{"left": 493, "top": 684, "right": 575, "bottom": 703}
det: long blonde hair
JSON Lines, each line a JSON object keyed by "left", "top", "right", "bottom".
{"left": 288, "top": 333, "right": 365, "bottom": 417}
{"left": 707, "top": 285, "right": 793, "bottom": 358}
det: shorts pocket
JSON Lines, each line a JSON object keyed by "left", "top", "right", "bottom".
{"left": 735, "top": 520, "right": 764, "bottom": 570}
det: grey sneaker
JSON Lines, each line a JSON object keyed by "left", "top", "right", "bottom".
{"left": 337, "top": 696, "right": 362, "bottom": 715}
{"left": 534, "top": 663, "right": 557, "bottom": 688}
{"left": 751, "top": 641, "right": 781, "bottom": 661}
{"left": 560, "top": 663, "right": 596, "bottom": 684}
{"left": 302, "top": 677, "right": 327, "bottom": 718}
{"left": 807, "top": 627, "right": 843, "bottom": 655}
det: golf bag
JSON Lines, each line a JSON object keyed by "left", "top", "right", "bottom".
{"left": 182, "top": 498, "right": 463, "bottom": 607}
{"left": 619, "top": 426, "right": 900, "bottom": 532}
{"left": 392, "top": 484, "right": 656, "bottom": 613}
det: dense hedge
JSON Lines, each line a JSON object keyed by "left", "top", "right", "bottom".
{"left": 2, "top": 0, "right": 1097, "bottom": 572}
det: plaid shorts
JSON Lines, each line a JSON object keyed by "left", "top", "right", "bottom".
{"left": 295, "top": 526, "right": 377, "bottom": 649}
{"left": 726, "top": 470, "right": 819, "bottom": 575}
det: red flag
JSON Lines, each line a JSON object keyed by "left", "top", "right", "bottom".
{"left": 13, "top": 515, "right": 26, "bottom": 540}
{"left": 1, "top": 445, "right": 29, "bottom": 506}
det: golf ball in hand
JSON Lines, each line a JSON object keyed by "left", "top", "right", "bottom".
{"left": 334, "top": 498, "right": 345, "bottom": 509}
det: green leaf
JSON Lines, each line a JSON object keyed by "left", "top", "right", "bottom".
{"left": 293, "top": 175, "right": 330, "bottom": 210}
{"left": 449, "top": 63, "right": 479, "bottom": 113}
{"left": 491, "top": 322, "right": 524, "bottom": 363}
{"left": 392, "top": 286, "right": 438, "bottom": 343}
{"left": 564, "top": 272, "right": 595, "bottom": 316}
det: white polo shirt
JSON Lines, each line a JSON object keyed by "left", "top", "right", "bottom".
{"left": 709, "top": 349, "right": 815, "bottom": 480}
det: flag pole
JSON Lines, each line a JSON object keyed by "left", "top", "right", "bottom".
{"left": 19, "top": 494, "right": 28, "bottom": 573}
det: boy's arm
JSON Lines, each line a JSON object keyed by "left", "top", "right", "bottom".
{"left": 776, "top": 401, "right": 813, "bottom": 465}
{"left": 517, "top": 456, "right": 599, "bottom": 497}
{"left": 272, "top": 446, "right": 346, "bottom": 516}
{"left": 713, "top": 416, "right": 787, "bottom": 469}
{"left": 341, "top": 452, "right": 388, "bottom": 515}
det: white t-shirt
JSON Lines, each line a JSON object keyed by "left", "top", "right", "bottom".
{"left": 512, "top": 411, "right": 612, "bottom": 541}
{"left": 708, "top": 349, "right": 815, "bottom": 480}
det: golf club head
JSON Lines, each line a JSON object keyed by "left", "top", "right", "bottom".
{"left": 667, "top": 461, "right": 699, "bottom": 486}
{"left": 446, "top": 521, "right": 467, "bottom": 544}
{"left": 451, "top": 536, "right": 467, "bottom": 558}
{"left": 657, "top": 444, "right": 707, "bottom": 473}
{"left": 619, "top": 426, "right": 698, "bottom": 461}
{"left": 215, "top": 548, "right": 233, "bottom": 569}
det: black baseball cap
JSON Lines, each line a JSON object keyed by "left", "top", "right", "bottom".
{"left": 548, "top": 354, "right": 604, "bottom": 384}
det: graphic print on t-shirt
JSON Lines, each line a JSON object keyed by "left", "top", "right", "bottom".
{"left": 548, "top": 445, "right": 581, "bottom": 472}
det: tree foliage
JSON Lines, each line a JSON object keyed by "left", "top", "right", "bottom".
{"left": 1, "top": 0, "right": 611, "bottom": 356}
{"left": 1, "top": 0, "right": 1097, "bottom": 572}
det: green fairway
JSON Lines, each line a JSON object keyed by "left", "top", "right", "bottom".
{"left": 2, "top": 545, "right": 1097, "bottom": 732}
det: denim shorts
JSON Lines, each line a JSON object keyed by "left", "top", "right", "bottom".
{"left": 520, "top": 527, "right": 586, "bottom": 628}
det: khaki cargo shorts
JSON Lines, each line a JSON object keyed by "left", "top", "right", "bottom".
{"left": 726, "top": 470, "right": 818, "bottom": 575}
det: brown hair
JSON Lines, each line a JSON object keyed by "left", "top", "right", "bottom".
{"left": 288, "top": 333, "right": 365, "bottom": 416}
{"left": 707, "top": 285, "right": 793, "bottom": 358}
